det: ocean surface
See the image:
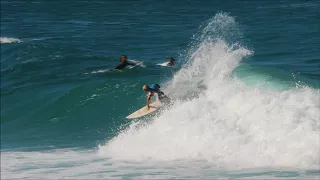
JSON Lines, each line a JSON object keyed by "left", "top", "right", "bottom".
{"left": 1, "top": 0, "right": 320, "bottom": 179}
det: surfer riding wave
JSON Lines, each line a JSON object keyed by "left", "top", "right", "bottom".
{"left": 142, "top": 84, "right": 170, "bottom": 109}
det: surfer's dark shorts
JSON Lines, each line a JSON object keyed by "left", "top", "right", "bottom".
{"left": 159, "top": 95, "right": 171, "bottom": 104}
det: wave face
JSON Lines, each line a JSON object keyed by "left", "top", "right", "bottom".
{"left": 99, "top": 13, "right": 320, "bottom": 169}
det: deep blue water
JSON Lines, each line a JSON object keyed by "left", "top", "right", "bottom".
{"left": 1, "top": 0, "right": 319, "bottom": 179}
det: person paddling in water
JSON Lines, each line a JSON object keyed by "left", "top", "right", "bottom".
{"left": 115, "top": 55, "right": 136, "bottom": 69}
{"left": 142, "top": 84, "right": 170, "bottom": 109}
{"left": 167, "top": 57, "right": 175, "bottom": 66}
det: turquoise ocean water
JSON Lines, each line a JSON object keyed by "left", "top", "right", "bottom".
{"left": 1, "top": 0, "right": 320, "bottom": 179}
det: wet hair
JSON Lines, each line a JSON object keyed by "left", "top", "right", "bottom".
{"left": 169, "top": 57, "right": 175, "bottom": 61}
{"left": 120, "top": 55, "right": 127, "bottom": 62}
{"left": 142, "top": 85, "right": 149, "bottom": 90}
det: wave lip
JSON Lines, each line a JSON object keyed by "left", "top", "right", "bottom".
{"left": 0, "top": 37, "right": 22, "bottom": 44}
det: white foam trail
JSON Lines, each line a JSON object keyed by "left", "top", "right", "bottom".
{"left": 0, "top": 37, "right": 22, "bottom": 44}
{"left": 99, "top": 13, "right": 320, "bottom": 169}
{"left": 84, "top": 69, "right": 111, "bottom": 74}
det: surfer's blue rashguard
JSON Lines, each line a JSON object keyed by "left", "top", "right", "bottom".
{"left": 147, "top": 84, "right": 170, "bottom": 104}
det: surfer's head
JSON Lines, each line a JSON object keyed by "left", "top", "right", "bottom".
{"left": 120, "top": 55, "right": 127, "bottom": 62}
{"left": 142, "top": 85, "right": 149, "bottom": 92}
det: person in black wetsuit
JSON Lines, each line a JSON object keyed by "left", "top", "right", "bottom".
{"left": 167, "top": 57, "right": 175, "bottom": 66}
{"left": 115, "top": 55, "right": 135, "bottom": 69}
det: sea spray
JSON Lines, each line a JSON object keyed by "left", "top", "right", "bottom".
{"left": 99, "top": 13, "right": 320, "bottom": 169}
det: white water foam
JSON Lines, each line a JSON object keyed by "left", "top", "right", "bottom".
{"left": 99, "top": 13, "right": 320, "bottom": 169}
{"left": 0, "top": 37, "right": 22, "bottom": 44}
{"left": 2, "top": 149, "right": 319, "bottom": 179}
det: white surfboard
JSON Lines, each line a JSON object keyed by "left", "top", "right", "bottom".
{"left": 156, "top": 62, "right": 174, "bottom": 67}
{"left": 126, "top": 60, "right": 144, "bottom": 69}
{"left": 126, "top": 101, "right": 162, "bottom": 119}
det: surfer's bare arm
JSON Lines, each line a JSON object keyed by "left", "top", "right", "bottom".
{"left": 146, "top": 95, "right": 151, "bottom": 109}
